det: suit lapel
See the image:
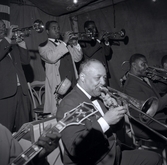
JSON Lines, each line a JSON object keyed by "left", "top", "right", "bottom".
{"left": 74, "top": 86, "right": 107, "bottom": 116}
{"left": 129, "top": 74, "right": 160, "bottom": 98}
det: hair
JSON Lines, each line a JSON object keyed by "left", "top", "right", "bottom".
{"left": 129, "top": 53, "right": 146, "bottom": 67}
{"left": 84, "top": 20, "right": 95, "bottom": 29}
{"left": 79, "top": 59, "right": 102, "bottom": 75}
{"left": 45, "top": 20, "right": 58, "bottom": 30}
{"left": 161, "top": 55, "right": 167, "bottom": 67}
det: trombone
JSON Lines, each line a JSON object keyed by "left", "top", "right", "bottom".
{"left": 100, "top": 86, "right": 167, "bottom": 141}
{"left": 146, "top": 66, "right": 167, "bottom": 83}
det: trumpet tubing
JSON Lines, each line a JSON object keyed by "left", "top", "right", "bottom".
{"left": 68, "top": 29, "right": 126, "bottom": 41}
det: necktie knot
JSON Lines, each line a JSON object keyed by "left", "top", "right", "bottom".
{"left": 91, "top": 96, "right": 97, "bottom": 101}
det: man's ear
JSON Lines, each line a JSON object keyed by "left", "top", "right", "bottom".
{"left": 132, "top": 62, "right": 136, "bottom": 69}
{"left": 46, "top": 30, "right": 49, "bottom": 35}
{"left": 80, "top": 73, "right": 85, "bottom": 82}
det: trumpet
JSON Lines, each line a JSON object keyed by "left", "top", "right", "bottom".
{"left": 69, "top": 29, "right": 126, "bottom": 41}
{"left": 146, "top": 66, "right": 167, "bottom": 82}
{"left": 11, "top": 19, "right": 44, "bottom": 40}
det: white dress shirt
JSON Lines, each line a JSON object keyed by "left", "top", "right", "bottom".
{"left": 77, "top": 84, "right": 110, "bottom": 132}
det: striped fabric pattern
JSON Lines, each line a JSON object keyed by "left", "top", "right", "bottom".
{"left": 0, "top": 0, "right": 10, "bottom": 27}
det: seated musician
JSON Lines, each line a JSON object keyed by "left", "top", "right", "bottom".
{"left": 122, "top": 53, "right": 167, "bottom": 141}
{"left": 0, "top": 123, "right": 61, "bottom": 165}
{"left": 56, "top": 59, "right": 162, "bottom": 165}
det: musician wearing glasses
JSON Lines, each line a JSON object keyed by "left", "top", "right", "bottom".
{"left": 122, "top": 53, "right": 167, "bottom": 141}
{"left": 79, "top": 20, "right": 112, "bottom": 85}
{"left": 38, "top": 20, "right": 83, "bottom": 115}
{"left": 56, "top": 59, "right": 162, "bottom": 165}
{"left": 0, "top": 19, "right": 32, "bottom": 133}
{"left": 0, "top": 123, "right": 61, "bottom": 165}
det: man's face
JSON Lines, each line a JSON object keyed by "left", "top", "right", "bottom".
{"left": 83, "top": 62, "right": 107, "bottom": 97}
{"left": 163, "top": 63, "right": 167, "bottom": 71}
{"left": 0, "top": 20, "right": 6, "bottom": 39}
{"left": 47, "top": 22, "right": 60, "bottom": 39}
{"left": 133, "top": 57, "right": 148, "bottom": 77}
{"left": 85, "top": 22, "right": 97, "bottom": 38}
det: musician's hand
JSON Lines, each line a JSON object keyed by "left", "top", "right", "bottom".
{"left": 103, "top": 105, "right": 127, "bottom": 125}
{"left": 68, "top": 38, "right": 78, "bottom": 46}
{"left": 6, "top": 25, "right": 18, "bottom": 40}
{"left": 100, "top": 91, "right": 118, "bottom": 108}
{"left": 63, "top": 31, "right": 74, "bottom": 44}
{"left": 98, "top": 30, "right": 106, "bottom": 41}
{"left": 17, "top": 40, "right": 27, "bottom": 49}
{"left": 37, "top": 125, "right": 61, "bottom": 159}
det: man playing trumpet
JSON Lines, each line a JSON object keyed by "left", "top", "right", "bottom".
{"left": 38, "top": 20, "right": 83, "bottom": 115}
{"left": 0, "top": 19, "right": 32, "bottom": 133}
{"left": 80, "top": 20, "right": 112, "bottom": 85}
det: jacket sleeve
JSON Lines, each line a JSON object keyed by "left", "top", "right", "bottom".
{"left": 67, "top": 43, "right": 83, "bottom": 62}
{"left": 18, "top": 46, "right": 30, "bottom": 65}
{"left": 38, "top": 42, "right": 69, "bottom": 64}
{"left": 56, "top": 97, "right": 114, "bottom": 163}
{"left": 0, "top": 38, "right": 13, "bottom": 60}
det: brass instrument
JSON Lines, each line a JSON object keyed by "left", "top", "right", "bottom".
{"left": 70, "top": 29, "right": 126, "bottom": 41}
{"left": 12, "top": 19, "right": 44, "bottom": 40}
{"left": 100, "top": 86, "right": 159, "bottom": 123}
{"left": 100, "top": 86, "right": 167, "bottom": 141}
{"left": 146, "top": 66, "right": 167, "bottom": 83}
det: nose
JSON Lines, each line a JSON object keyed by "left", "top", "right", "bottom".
{"left": 145, "top": 63, "right": 148, "bottom": 68}
{"left": 100, "top": 77, "right": 106, "bottom": 86}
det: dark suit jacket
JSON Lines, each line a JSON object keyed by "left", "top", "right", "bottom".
{"left": 80, "top": 40, "right": 111, "bottom": 78}
{"left": 56, "top": 86, "right": 120, "bottom": 165}
{"left": 123, "top": 74, "right": 167, "bottom": 139}
{"left": 0, "top": 38, "right": 30, "bottom": 99}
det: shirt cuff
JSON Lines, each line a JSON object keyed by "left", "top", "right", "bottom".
{"left": 61, "top": 41, "right": 67, "bottom": 46}
{"left": 73, "top": 43, "right": 81, "bottom": 50}
{"left": 98, "top": 117, "right": 110, "bottom": 133}
{"left": 96, "top": 39, "right": 101, "bottom": 43}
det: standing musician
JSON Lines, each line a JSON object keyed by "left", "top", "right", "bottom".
{"left": 56, "top": 59, "right": 162, "bottom": 165}
{"left": 38, "top": 20, "right": 83, "bottom": 115}
{"left": 79, "top": 20, "right": 112, "bottom": 85}
{"left": 0, "top": 19, "right": 32, "bottom": 133}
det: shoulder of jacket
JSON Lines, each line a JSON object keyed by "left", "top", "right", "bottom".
{"left": 39, "top": 40, "right": 49, "bottom": 47}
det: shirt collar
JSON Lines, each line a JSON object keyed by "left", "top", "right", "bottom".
{"left": 77, "top": 83, "right": 91, "bottom": 99}
{"left": 128, "top": 72, "right": 144, "bottom": 81}
{"left": 48, "top": 38, "right": 55, "bottom": 42}
{"left": 48, "top": 38, "right": 61, "bottom": 43}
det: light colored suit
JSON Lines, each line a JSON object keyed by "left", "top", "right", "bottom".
{"left": 38, "top": 39, "right": 83, "bottom": 114}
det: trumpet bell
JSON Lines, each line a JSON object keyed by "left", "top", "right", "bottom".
{"left": 33, "top": 19, "right": 44, "bottom": 33}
